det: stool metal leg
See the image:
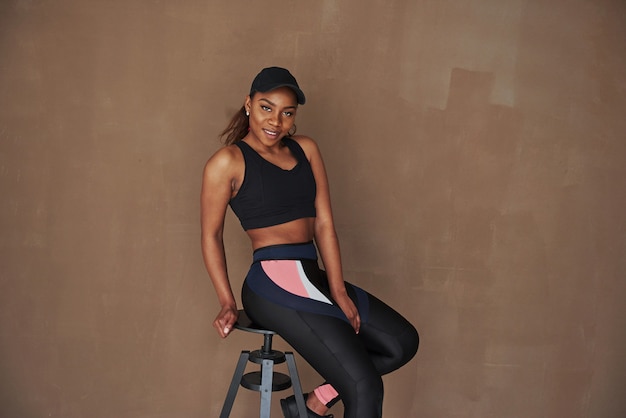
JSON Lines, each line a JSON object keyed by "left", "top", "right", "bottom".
{"left": 220, "top": 351, "right": 250, "bottom": 418}
{"left": 259, "top": 358, "right": 273, "bottom": 418}
{"left": 285, "top": 352, "right": 308, "bottom": 418}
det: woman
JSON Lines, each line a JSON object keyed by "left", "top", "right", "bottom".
{"left": 201, "top": 67, "right": 418, "bottom": 418}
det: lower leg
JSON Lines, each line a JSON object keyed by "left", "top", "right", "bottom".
{"left": 310, "top": 382, "right": 339, "bottom": 411}
{"left": 306, "top": 391, "right": 330, "bottom": 415}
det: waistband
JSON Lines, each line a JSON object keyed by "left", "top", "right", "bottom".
{"left": 252, "top": 241, "right": 317, "bottom": 262}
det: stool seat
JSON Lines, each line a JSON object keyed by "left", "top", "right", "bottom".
{"left": 219, "top": 310, "right": 308, "bottom": 418}
{"left": 233, "top": 310, "right": 275, "bottom": 334}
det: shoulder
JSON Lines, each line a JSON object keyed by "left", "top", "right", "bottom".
{"left": 289, "top": 135, "right": 322, "bottom": 161}
{"left": 203, "top": 143, "right": 244, "bottom": 177}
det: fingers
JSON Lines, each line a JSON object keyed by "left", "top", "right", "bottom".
{"left": 353, "top": 313, "right": 361, "bottom": 334}
{"left": 216, "top": 319, "right": 232, "bottom": 337}
{"left": 346, "top": 302, "right": 360, "bottom": 334}
{"left": 223, "top": 314, "right": 237, "bottom": 336}
{"left": 336, "top": 297, "right": 361, "bottom": 334}
{"left": 214, "top": 308, "right": 239, "bottom": 338}
{"left": 343, "top": 306, "right": 360, "bottom": 334}
{"left": 213, "top": 319, "right": 227, "bottom": 338}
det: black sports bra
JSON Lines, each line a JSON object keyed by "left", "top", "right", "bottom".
{"left": 229, "top": 138, "right": 317, "bottom": 230}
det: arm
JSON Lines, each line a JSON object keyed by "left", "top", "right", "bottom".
{"left": 200, "top": 147, "right": 241, "bottom": 338}
{"left": 296, "top": 136, "right": 361, "bottom": 333}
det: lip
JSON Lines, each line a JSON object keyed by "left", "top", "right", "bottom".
{"left": 263, "top": 128, "right": 280, "bottom": 138}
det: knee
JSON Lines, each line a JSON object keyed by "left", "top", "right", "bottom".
{"left": 404, "top": 324, "right": 419, "bottom": 360}
{"left": 389, "top": 323, "right": 419, "bottom": 372}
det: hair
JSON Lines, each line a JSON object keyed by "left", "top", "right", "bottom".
{"left": 219, "top": 105, "right": 249, "bottom": 145}
{"left": 218, "top": 93, "right": 298, "bottom": 145}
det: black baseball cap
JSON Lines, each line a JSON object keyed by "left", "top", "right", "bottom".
{"left": 249, "top": 67, "right": 306, "bottom": 105}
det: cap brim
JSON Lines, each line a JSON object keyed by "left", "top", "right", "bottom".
{"left": 255, "top": 83, "right": 306, "bottom": 105}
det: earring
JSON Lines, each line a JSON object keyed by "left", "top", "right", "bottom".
{"left": 245, "top": 110, "right": 250, "bottom": 116}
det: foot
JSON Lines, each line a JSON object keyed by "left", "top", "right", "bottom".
{"left": 280, "top": 393, "right": 334, "bottom": 418}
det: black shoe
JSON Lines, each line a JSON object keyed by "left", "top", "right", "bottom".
{"left": 280, "top": 393, "right": 334, "bottom": 418}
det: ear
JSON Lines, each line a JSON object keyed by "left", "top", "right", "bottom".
{"left": 244, "top": 95, "right": 252, "bottom": 113}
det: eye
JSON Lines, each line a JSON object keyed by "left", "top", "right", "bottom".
{"left": 283, "top": 111, "right": 294, "bottom": 117}
{"left": 261, "top": 105, "right": 271, "bottom": 112}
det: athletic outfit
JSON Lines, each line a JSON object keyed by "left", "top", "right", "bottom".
{"left": 230, "top": 138, "right": 419, "bottom": 418}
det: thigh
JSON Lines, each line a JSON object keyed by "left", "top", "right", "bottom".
{"left": 356, "top": 290, "right": 420, "bottom": 375}
{"left": 243, "top": 281, "right": 377, "bottom": 382}
{"left": 243, "top": 282, "right": 383, "bottom": 415}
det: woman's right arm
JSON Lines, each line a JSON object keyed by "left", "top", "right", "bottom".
{"left": 201, "top": 146, "right": 241, "bottom": 338}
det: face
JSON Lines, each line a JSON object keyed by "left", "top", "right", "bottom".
{"left": 245, "top": 87, "right": 298, "bottom": 146}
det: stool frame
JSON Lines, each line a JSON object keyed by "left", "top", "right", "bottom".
{"left": 219, "top": 310, "right": 308, "bottom": 418}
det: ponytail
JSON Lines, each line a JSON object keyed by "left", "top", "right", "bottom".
{"left": 219, "top": 106, "right": 249, "bottom": 145}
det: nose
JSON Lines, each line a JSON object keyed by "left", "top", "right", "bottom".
{"left": 269, "top": 113, "right": 282, "bottom": 127}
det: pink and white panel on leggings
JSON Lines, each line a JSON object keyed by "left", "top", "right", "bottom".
{"left": 261, "top": 260, "right": 333, "bottom": 305}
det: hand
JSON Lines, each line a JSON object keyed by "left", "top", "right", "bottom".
{"left": 333, "top": 292, "right": 361, "bottom": 334}
{"left": 213, "top": 305, "right": 239, "bottom": 338}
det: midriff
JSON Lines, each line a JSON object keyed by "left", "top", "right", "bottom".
{"left": 246, "top": 217, "right": 316, "bottom": 250}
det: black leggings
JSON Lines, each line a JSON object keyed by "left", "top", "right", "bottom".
{"left": 242, "top": 280, "right": 419, "bottom": 418}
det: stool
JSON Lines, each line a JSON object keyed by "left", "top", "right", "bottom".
{"left": 219, "top": 310, "right": 308, "bottom": 418}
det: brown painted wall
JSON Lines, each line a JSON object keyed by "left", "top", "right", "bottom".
{"left": 1, "top": 1, "right": 625, "bottom": 417}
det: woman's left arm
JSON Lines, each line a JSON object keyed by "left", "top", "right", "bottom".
{"left": 295, "top": 136, "right": 361, "bottom": 334}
